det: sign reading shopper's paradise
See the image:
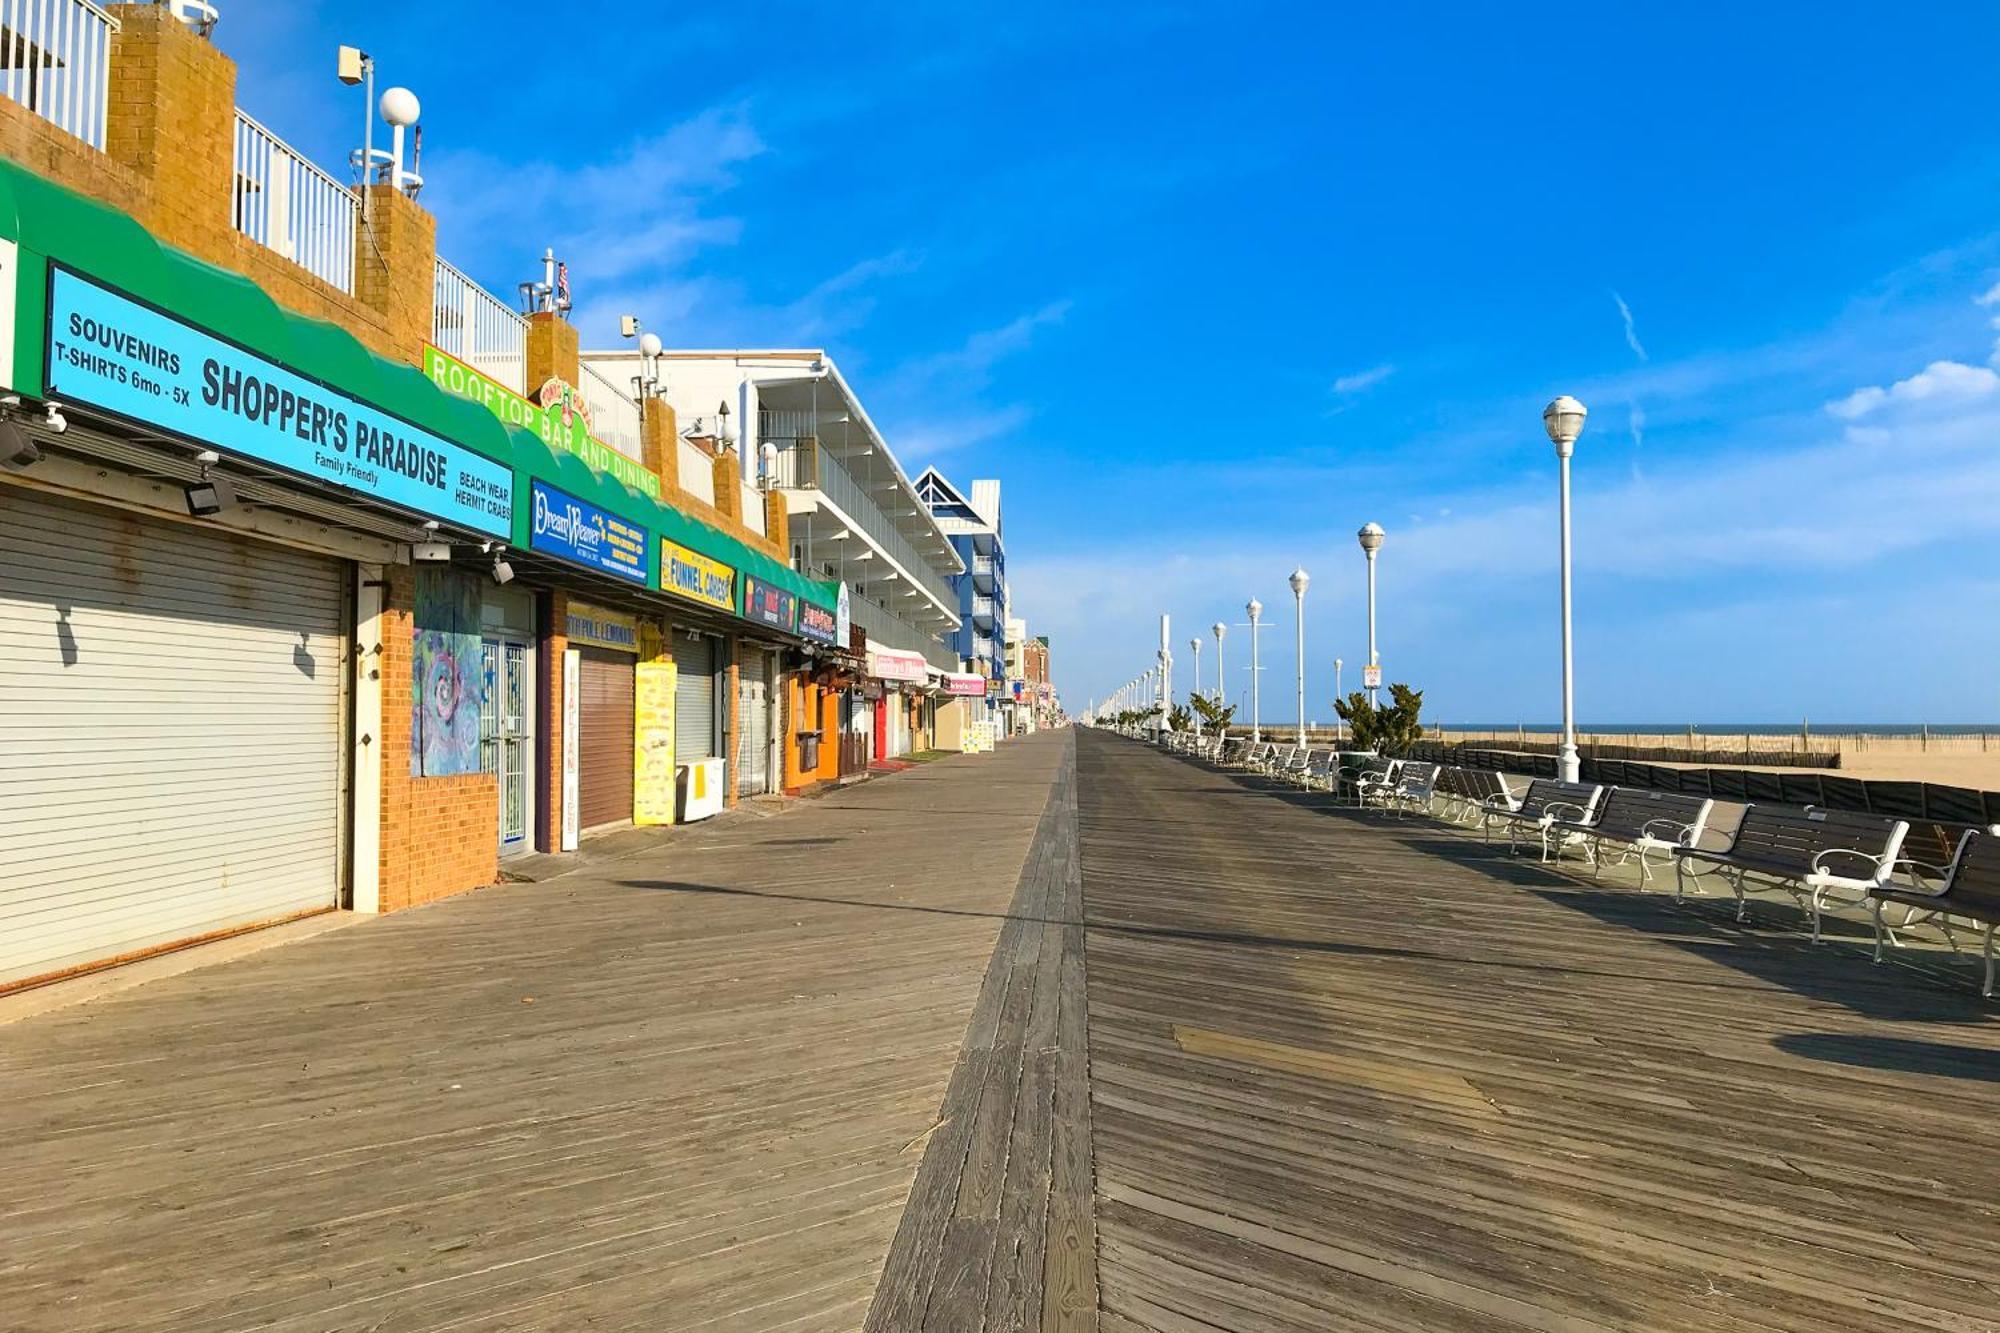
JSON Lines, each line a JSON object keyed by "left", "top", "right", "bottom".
{"left": 423, "top": 344, "right": 660, "bottom": 499}
{"left": 798, "top": 600, "right": 839, "bottom": 645}
{"left": 633, "top": 660, "right": 678, "bottom": 826}
{"left": 565, "top": 601, "right": 639, "bottom": 654}
{"left": 50, "top": 268, "right": 513, "bottom": 537}
{"left": 945, "top": 672, "right": 987, "bottom": 697}
{"left": 660, "top": 538, "right": 735, "bottom": 612}
{"left": 866, "top": 642, "right": 928, "bottom": 683}
{"left": 741, "top": 575, "right": 797, "bottom": 633}
{"left": 530, "top": 480, "right": 647, "bottom": 583}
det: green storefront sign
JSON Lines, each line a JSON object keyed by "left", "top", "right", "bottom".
{"left": 423, "top": 343, "right": 659, "bottom": 499}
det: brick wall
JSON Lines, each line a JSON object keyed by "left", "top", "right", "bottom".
{"left": 376, "top": 564, "right": 498, "bottom": 911}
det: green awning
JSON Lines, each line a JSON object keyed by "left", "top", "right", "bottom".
{"left": 0, "top": 157, "right": 838, "bottom": 618}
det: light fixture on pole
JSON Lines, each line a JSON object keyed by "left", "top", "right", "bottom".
{"left": 1289, "top": 567, "right": 1309, "bottom": 747}
{"left": 1246, "top": 598, "right": 1263, "bottom": 744}
{"left": 1357, "top": 522, "right": 1384, "bottom": 706}
{"left": 1334, "top": 656, "right": 1344, "bottom": 745}
{"left": 1544, "top": 394, "right": 1588, "bottom": 782}
{"left": 1211, "top": 622, "right": 1226, "bottom": 713}
{"left": 1189, "top": 637, "right": 1202, "bottom": 740}
{"left": 1156, "top": 613, "right": 1172, "bottom": 740}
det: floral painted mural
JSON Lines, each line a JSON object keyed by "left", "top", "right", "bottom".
{"left": 410, "top": 568, "right": 484, "bottom": 777}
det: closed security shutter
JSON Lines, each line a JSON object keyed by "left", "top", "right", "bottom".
{"left": 577, "top": 647, "right": 635, "bottom": 829}
{"left": 675, "top": 635, "right": 716, "bottom": 760}
{"left": 0, "top": 487, "right": 345, "bottom": 987}
{"left": 736, "top": 650, "right": 770, "bottom": 794}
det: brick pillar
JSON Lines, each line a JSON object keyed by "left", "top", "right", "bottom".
{"left": 724, "top": 644, "right": 741, "bottom": 807}
{"left": 764, "top": 490, "right": 789, "bottom": 554}
{"left": 641, "top": 398, "right": 681, "bottom": 498}
{"left": 104, "top": 5, "right": 235, "bottom": 253}
{"left": 526, "top": 312, "right": 579, "bottom": 389}
{"left": 351, "top": 185, "right": 437, "bottom": 364}
{"left": 540, "top": 589, "right": 570, "bottom": 851}
{"left": 712, "top": 452, "right": 743, "bottom": 523}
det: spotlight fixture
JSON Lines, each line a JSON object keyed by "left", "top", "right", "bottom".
{"left": 195, "top": 449, "right": 220, "bottom": 465}
{"left": 411, "top": 541, "right": 452, "bottom": 562}
{"left": 0, "top": 419, "right": 41, "bottom": 468}
{"left": 41, "top": 401, "right": 66, "bottom": 434}
{"left": 421, "top": 519, "right": 440, "bottom": 531}
{"left": 491, "top": 557, "right": 515, "bottom": 585}
{"left": 183, "top": 474, "right": 237, "bottom": 517}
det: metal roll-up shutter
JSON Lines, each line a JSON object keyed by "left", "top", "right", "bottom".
{"left": 675, "top": 635, "right": 716, "bottom": 760}
{"left": 736, "top": 650, "right": 771, "bottom": 794}
{"left": 576, "top": 647, "right": 635, "bottom": 829}
{"left": 0, "top": 486, "right": 345, "bottom": 987}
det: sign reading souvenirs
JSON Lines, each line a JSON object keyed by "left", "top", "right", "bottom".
{"left": 661, "top": 538, "right": 735, "bottom": 612}
{"left": 798, "top": 599, "right": 839, "bottom": 645}
{"left": 529, "top": 481, "right": 647, "bottom": 583}
{"left": 49, "top": 268, "right": 514, "bottom": 537}
{"left": 423, "top": 344, "right": 660, "bottom": 499}
{"left": 741, "top": 575, "right": 797, "bottom": 633}
{"left": 565, "top": 601, "right": 639, "bottom": 654}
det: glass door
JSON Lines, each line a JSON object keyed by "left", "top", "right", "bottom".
{"left": 481, "top": 636, "right": 536, "bottom": 855}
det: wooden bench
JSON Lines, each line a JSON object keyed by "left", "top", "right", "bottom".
{"left": 1435, "top": 767, "right": 1512, "bottom": 825}
{"left": 1541, "top": 786, "right": 1715, "bottom": 888}
{"left": 1671, "top": 804, "right": 1908, "bottom": 941}
{"left": 1383, "top": 760, "right": 1442, "bottom": 817}
{"left": 1871, "top": 828, "right": 2000, "bottom": 997}
{"left": 1481, "top": 778, "right": 1605, "bottom": 853}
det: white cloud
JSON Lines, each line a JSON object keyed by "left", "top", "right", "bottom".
{"left": 1828, "top": 359, "right": 2000, "bottom": 419}
{"left": 1613, "top": 292, "right": 1649, "bottom": 362}
{"left": 1332, "top": 364, "right": 1395, "bottom": 395}
{"left": 1978, "top": 281, "right": 2000, "bottom": 308}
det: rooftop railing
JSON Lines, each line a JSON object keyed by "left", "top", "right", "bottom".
{"left": 0, "top": 0, "right": 117, "bottom": 149}
{"left": 431, "top": 258, "right": 527, "bottom": 393}
{"left": 580, "top": 361, "right": 642, "bottom": 459}
{"left": 232, "top": 109, "right": 358, "bottom": 294}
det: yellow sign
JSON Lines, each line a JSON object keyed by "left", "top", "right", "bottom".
{"left": 565, "top": 601, "right": 639, "bottom": 654}
{"left": 634, "top": 660, "right": 678, "bottom": 825}
{"left": 660, "top": 539, "right": 736, "bottom": 612}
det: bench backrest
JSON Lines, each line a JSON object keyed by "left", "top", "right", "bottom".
{"left": 1516, "top": 779, "right": 1603, "bottom": 820}
{"left": 1397, "top": 760, "right": 1440, "bottom": 790}
{"left": 1941, "top": 831, "right": 2000, "bottom": 918}
{"left": 1728, "top": 805, "right": 1907, "bottom": 874}
{"left": 1586, "top": 787, "right": 1714, "bottom": 842}
{"left": 1439, "top": 767, "right": 1508, "bottom": 803}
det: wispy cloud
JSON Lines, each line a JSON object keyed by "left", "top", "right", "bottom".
{"left": 878, "top": 301, "right": 1073, "bottom": 462}
{"left": 1332, "top": 364, "right": 1395, "bottom": 396}
{"left": 1613, "top": 292, "right": 1649, "bottom": 362}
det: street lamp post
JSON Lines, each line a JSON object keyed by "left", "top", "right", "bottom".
{"left": 1211, "top": 621, "right": 1227, "bottom": 734}
{"left": 1357, "top": 523, "right": 1384, "bottom": 707}
{"left": 1544, "top": 395, "right": 1588, "bottom": 783}
{"left": 1157, "top": 613, "right": 1172, "bottom": 740}
{"left": 1189, "top": 637, "right": 1202, "bottom": 741}
{"left": 1247, "top": 598, "right": 1263, "bottom": 743}
{"left": 1289, "top": 567, "right": 1309, "bottom": 747}
{"left": 1334, "top": 656, "right": 1344, "bottom": 744}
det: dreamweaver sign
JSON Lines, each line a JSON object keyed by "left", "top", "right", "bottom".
{"left": 423, "top": 343, "right": 660, "bottom": 499}
{"left": 48, "top": 268, "right": 513, "bottom": 537}
{"left": 661, "top": 538, "right": 735, "bottom": 612}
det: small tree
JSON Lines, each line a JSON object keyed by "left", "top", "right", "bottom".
{"left": 1333, "top": 683, "right": 1426, "bottom": 754}
{"left": 1168, "top": 702, "right": 1193, "bottom": 732}
{"left": 1189, "top": 691, "right": 1237, "bottom": 735}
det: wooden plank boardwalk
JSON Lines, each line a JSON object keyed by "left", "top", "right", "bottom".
{"left": 1076, "top": 731, "right": 2000, "bottom": 1332}
{"left": 0, "top": 733, "right": 1068, "bottom": 1332}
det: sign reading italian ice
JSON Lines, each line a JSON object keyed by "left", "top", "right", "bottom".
{"left": 529, "top": 481, "right": 647, "bottom": 583}
{"left": 48, "top": 267, "right": 513, "bottom": 537}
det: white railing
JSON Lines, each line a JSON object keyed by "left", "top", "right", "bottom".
{"left": 232, "top": 109, "right": 358, "bottom": 294}
{"left": 0, "top": 0, "right": 117, "bottom": 150}
{"left": 432, "top": 259, "right": 527, "bottom": 393}
{"left": 740, "top": 478, "right": 766, "bottom": 536}
{"left": 678, "top": 437, "right": 716, "bottom": 504}
{"left": 580, "top": 361, "right": 642, "bottom": 459}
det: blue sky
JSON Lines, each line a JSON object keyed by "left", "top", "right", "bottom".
{"left": 221, "top": 4, "right": 2000, "bottom": 723}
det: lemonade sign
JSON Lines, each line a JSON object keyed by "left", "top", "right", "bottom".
{"left": 423, "top": 343, "right": 659, "bottom": 499}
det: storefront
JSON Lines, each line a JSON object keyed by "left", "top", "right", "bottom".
{"left": 481, "top": 586, "right": 539, "bottom": 856}
{"left": 563, "top": 603, "right": 639, "bottom": 831}
{"left": 736, "top": 574, "right": 797, "bottom": 798}
{"left": 865, "top": 642, "right": 928, "bottom": 761}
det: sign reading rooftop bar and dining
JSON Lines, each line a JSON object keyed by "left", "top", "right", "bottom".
{"left": 423, "top": 343, "right": 660, "bottom": 500}
{"left": 741, "top": 574, "right": 797, "bottom": 634}
{"left": 661, "top": 538, "right": 735, "bottom": 613}
{"left": 48, "top": 268, "right": 514, "bottom": 537}
{"left": 798, "top": 599, "right": 839, "bottom": 645}
{"left": 529, "top": 480, "right": 647, "bottom": 584}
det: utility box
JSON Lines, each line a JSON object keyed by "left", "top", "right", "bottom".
{"left": 677, "top": 757, "right": 726, "bottom": 822}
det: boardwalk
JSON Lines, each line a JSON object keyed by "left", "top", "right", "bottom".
{"left": 1075, "top": 731, "right": 2000, "bottom": 1332}
{"left": 9, "top": 728, "right": 2000, "bottom": 1331}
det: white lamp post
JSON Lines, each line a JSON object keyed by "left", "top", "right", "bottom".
{"left": 1334, "top": 656, "right": 1344, "bottom": 744}
{"left": 1157, "top": 613, "right": 1172, "bottom": 739}
{"left": 1211, "top": 621, "right": 1227, "bottom": 735}
{"left": 1289, "top": 567, "right": 1309, "bottom": 747}
{"left": 1189, "top": 637, "right": 1202, "bottom": 740}
{"left": 1246, "top": 598, "right": 1263, "bottom": 743}
{"left": 1357, "top": 522, "right": 1384, "bottom": 707}
{"left": 1544, "top": 395, "right": 1588, "bottom": 782}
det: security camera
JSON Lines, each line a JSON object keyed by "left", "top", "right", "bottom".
{"left": 0, "top": 419, "right": 41, "bottom": 468}
{"left": 195, "top": 449, "right": 220, "bottom": 465}
{"left": 42, "top": 401, "right": 66, "bottom": 434}
{"left": 491, "top": 558, "right": 515, "bottom": 585}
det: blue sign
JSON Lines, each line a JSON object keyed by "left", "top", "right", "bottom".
{"left": 799, "top": 600, "right": 838, "bottom": 645}
{"left": 742, "top": 574, "right": 797, "bottom": 633}
{"left": 529, "top": 480, "right": 648, "bottom": 583}
{"left": 44, "top": 266, "right": 514, "bottom": 537}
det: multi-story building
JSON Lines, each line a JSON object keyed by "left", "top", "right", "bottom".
{"left": 581, "top": 349, "right": 965, "bottom": 768}
{"left": 914, "top": 469, "right": 1007, "bottom": 692}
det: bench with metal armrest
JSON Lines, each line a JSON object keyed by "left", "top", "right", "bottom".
{"left": 1338, "top": 755, "right": 1400, "bottom": 808}
{"left": 1540, "top": 786, "right": 1715, "bottom": 887}
{"left": 1671, "top": 804, "right": 1908, "bottom": 941}
{"left": 1481, "top": 778, "right": 1605, "bottom": 852}
{"left": 1435, "top": 767, "right": 1512, "bottom": 825}
{"left": 1870, "top": 827, "right": 2000, "bottom": 997}
{"left": 1381, "top": 760, "right": 1441, "bottom": 817}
